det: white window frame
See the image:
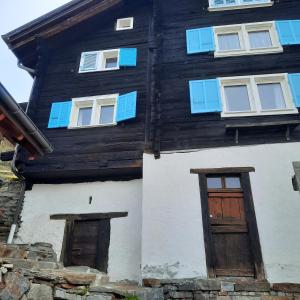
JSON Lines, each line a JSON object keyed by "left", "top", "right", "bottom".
{"left": 220, "top": 74, "right": 298, "bottom": 118}
{"left": 79, "top": 49, "right": 120, "bottom": 73}
{"left": 116, "top": 17, "right": 134, "bottom": 31}
{"left": 69, "top": 94, "right": 118, "bottom": 128}
{"left": 214, "top": 21, "right": 283, "bottom": 58}
{"left": 208, "top": 0, "right": 273, "bottom": 12}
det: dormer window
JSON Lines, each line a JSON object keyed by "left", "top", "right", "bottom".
{"left": 116, "top": 17, "right": 134, "bottom": 31}
{"left": 209, "top": 0, "right": 273, "bottom": 11}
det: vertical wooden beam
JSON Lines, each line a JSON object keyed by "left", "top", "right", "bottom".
{"left": 198, "top": 174, "right": 216, "bottom": 278}
{"left": 241, "top": 172, "right": 265, "bottom": 280}
{"left": 145, "top": 0, "right": 162, "bottom": 159}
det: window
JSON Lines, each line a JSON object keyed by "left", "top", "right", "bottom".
{"left": 69, "top": 94, "right": 118, "bottom": 128}
{"left": 209, "top": 0, "right": 273, "bottom": 11}
{"left": 116, "top": 17, "right": 134, "bottom": 31}
{"left": 79, "top": 49, "right": 120, "bottom": 73}
{"left": 79, "top": 48, "right": 137, "bottom": 73}
{"left": 214, "top": 22, "right": 282, "bottom": 57}
{"left": 220, "top": 74, "right": 298, "bottom": 117}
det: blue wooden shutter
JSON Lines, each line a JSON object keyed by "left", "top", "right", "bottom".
{"left": 186, "top": 27, "right": 215, "bottom": 54}
{"left": 276, "top": 20, "right": 300, "bottom": 45}
{"left": 116, "top": 91, "right": 137, "bottom": 122}
{"left": 189, "top": 79, "right": 222, "bottom": 114}
{"left": 119, "top": 48, "right": 137, "bottom": 67}
{"left": 48, "top": 101, "right": 72, "bottom": 128}
{"left": 288, "top": 73, "right": 300, "bottom": 108}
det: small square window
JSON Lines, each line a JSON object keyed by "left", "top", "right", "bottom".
{"left": 225, "top": 177, "right": 241, "bottom": 188}
{"left": 257, "top": 83, "right": 286, "bottom": 110}
{"left": 102, "top": 50, "right": 119, "bottom": 70}
{"left": 105, "top": 57, "right": 118, "bottom": 69}
{"left": 224, "top": 85, "right": 251, "bottom": 112}
{"left": 218, "top": 33, "right": 241, "bottom": 51}
{"left": 116, "top": 17, "right": 134, "bottom": 31}
{"left": 207, "top": 177, "right": 223, "bottom": 189}
{"left": 77, "top": 107, "right": 92, "bottom": 126}
{"left": 249, "top": 30, "right": 272, "bottom": 49}
{"left": 100, "top": 105, "right": 115, "bottom": 125}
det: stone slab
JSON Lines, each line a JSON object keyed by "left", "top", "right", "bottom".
{"left": 27, "top": 283, "right": 53, "bottom": 300}
{"left": 272, "top": 283, "right": 300, "bottom": 293}
{"left": 235, "top": 282, "right": 271, "bottom": 292}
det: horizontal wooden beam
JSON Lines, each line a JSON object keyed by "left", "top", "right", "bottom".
{"left": 190, "top": 167, "right": 255, "bottom": 174}
{"left": 50, "top": 212, "right": 128, "bottom": 221}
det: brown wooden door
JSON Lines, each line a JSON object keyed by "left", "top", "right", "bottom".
{"left": 66, "top": 219, "right": 110, "bottom": 272}
{"left": 207, "top": 175, "right": 255, "bottom": 277}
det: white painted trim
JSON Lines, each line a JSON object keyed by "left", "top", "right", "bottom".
{"left": 214, "top": 21, "right": 283, "bottom": 58}
{"left": 78, "top": 49, "right": 120, "bottom": 73}
{"left": 116, "top": 17, "right": 134, "bottom": 31}
{"left": 208, "top": 0, "right": 273, "bottom": 12}
{"left": 68, "top": 94, "right": 118, "bottom": 129}
{"left": 219, "top": 73, "right": 298, "bottom": 118}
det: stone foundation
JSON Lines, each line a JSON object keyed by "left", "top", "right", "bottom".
{"left": 143, "top": 278, "right": 300, "bottom": 300}
{"left": 1, "top": 243, "right": 300, "bottom": 300}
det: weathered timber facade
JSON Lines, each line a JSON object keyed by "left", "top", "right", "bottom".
{"left": 3, "top": 0, "right": 300, "bottom": 286}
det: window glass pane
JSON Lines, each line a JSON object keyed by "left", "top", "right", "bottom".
{"left": 207, "top": 177, "right": 222, "bottom": 189}
{"left": 218, "top": 33, "right": 241, "bottom": 51}
{"left": 225, "top": 177, "right": 241, "bottom": 188}
{"left": 78, "top": 107, "right": 92, "bottom": 126}
{"left": 258, "top": 83, "right": 286, "bottom": 110}
{"left": 224, "top": 85, "right": 251, "bottom": 112}
{"left": 105, "top": 57, "right": 118, "bottom": 69}
{"left": 100, "top": 105, "right": 115, "bottom": 124}
{"left": 249, "top": 30, "right": 272, "bottom": 49}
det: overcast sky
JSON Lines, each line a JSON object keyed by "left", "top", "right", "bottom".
{"left": 0, "top": 0, "right": 70, "bottom": 103}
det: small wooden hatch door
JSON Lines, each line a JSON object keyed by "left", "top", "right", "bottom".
{"left": 195, "top": 169, "right": 264, "bottom": 279}
{"left": 64, "top": 219, "right": 110, "bottom": 272}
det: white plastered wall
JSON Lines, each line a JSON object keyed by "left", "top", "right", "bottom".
{"left": 17, "top": 179, "right": 142, "bottom": 282}
{"left": 142, "top": 143, "right": 300, "bottom": 283}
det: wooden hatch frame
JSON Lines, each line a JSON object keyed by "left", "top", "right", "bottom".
{"left": 191, "top": 167, "right": 265, "bottom": 280}
{"left": 50, "top": 212, "right": 128, "bottom": 271}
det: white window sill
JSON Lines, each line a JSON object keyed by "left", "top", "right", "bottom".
{"left": 68, "top": 123, "right": 117, "bottom": 129}
{"left": 208, "top": 2, "right": 273, "bottom": 12}
{"left": 78, "top": 67, "right": 120, "bottom": 74}
{"left": 214, "top": 46, "right": 283, "bottom": 58}
{"left": 221, "top": 109, "right": 299, "bottom": 118}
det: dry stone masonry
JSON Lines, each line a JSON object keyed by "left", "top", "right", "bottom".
{"left": 0, "top": 181, "right": 25, "bottom": 242}
{"left": 1, "top": 243, "right": 300, "bottom": 300}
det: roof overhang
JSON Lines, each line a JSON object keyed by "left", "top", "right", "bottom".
{"left": 0, "top": 83, "right": 53, "bottom": 159}
{"left": 2, "top": 0, "right": 123, "bottom": 66}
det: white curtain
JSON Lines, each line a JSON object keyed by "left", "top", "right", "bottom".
{"left": 249, "top": 31, "right": 272, "bottom": 49}
{"left": 218, "top": 33, "right": 241, "bottom": 51}
{"left": 258, "top": 83, "right": 286, "bottom": 110}
{"left": 224, "top": 85, "right": 251, "bottom": 112}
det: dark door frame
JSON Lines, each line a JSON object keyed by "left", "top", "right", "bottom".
{"left": 50, "top": 212, "right": 128, "bottom": 271}
{"left": 191, "top": 167, "right": 265, "bottom": 280}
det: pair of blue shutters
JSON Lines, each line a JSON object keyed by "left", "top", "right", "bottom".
{"left": 186, "top": 20, "right": 300, "bottom": 54}
{"left": 190, "top": 74, "right": 300, "bottom": 114}
{"left": 48, "top": 92, "right": 137, "bottom": 128}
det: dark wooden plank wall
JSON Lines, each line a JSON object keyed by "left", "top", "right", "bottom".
{"left": 159, "top": 0, "right": 300, "bottom": 151}
{"left": 18, "top": 1, "right": 152, "bottom": 183}
{"left": 17, "top": 0, "right": 300, "bottom": 183}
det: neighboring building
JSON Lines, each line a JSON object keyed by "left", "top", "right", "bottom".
{"left": 2, "top": 0, "right": 300, "bottom": 284}
{"left": 0, "top": 83, "right": 52, "bottom": 242}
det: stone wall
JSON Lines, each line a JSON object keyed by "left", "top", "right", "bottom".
{"left": 143, "top": 278, "right": 300, "bottom": 300}
{"left": 0, "top": 181, "right": 25, "bottom": 242}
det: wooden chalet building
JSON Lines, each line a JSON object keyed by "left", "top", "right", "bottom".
{"left": 3, "top": 0, "right": 300, "bottom": 284}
